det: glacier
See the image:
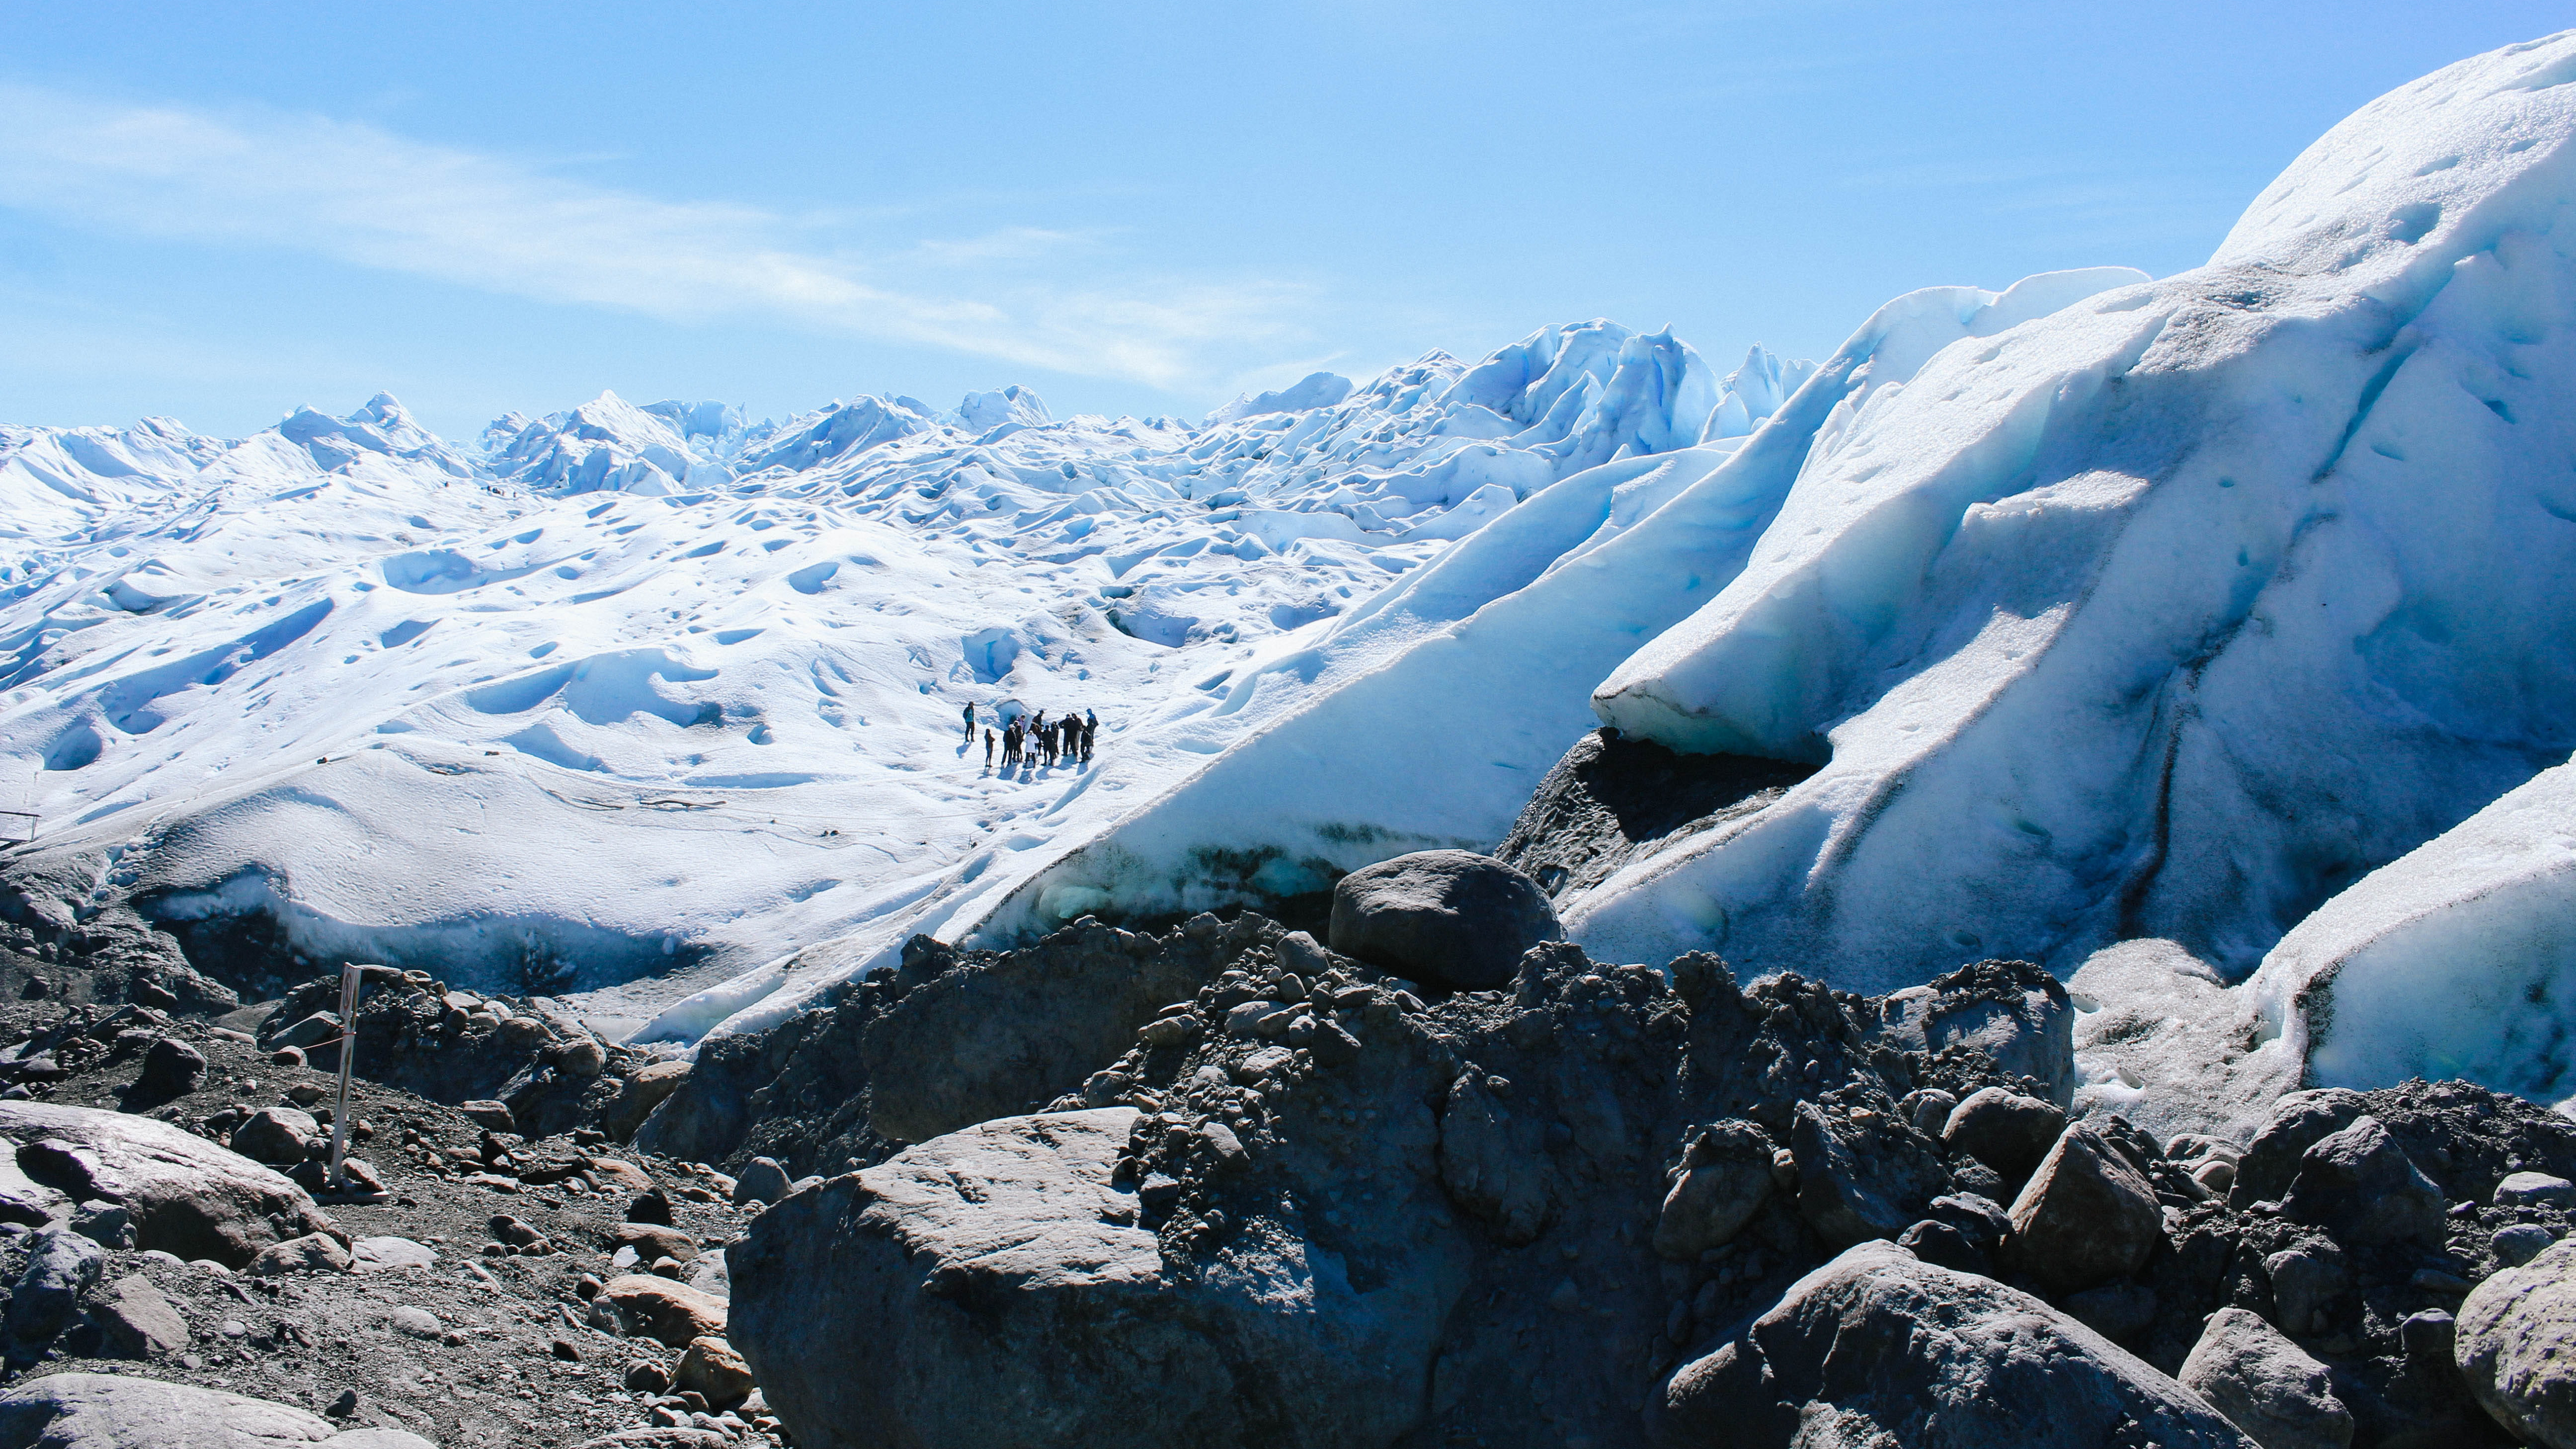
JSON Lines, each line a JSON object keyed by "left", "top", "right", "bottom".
{"left": 0, "top": 319, "right": 1789, "bottom": 1039}
{"left": 10, "top": 33, "right": 2576, "bottom": 1143}
{"left": 944, "top": 31, "right": 2576, "bottom": 1131}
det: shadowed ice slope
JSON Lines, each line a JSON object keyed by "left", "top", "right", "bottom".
{"left": 1567, "top": 33, "right": 2576, "bottom": 1002}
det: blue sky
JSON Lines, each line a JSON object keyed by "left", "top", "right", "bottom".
{"left": 2, "top": 2, "right": 2567, "bottom": 441}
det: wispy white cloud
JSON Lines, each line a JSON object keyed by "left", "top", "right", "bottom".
{"left": 0, "top": 84, "right": 1309, "bottom": 391}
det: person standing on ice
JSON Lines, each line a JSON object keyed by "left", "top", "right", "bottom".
{"left": 1084, "top": 709, "right": 1098, "bottom": 762}
{"left": 983, "top": 728, "right": 995, "bottom": 769}
{"left": 961, "top": 701, "right": 977, "bottom": 742}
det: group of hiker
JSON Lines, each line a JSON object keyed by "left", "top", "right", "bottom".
{"left": 962, "top": 702, "right": 1098, "bottom": 771}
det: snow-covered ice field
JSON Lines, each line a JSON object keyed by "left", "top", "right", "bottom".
{"left": 17, "top": 32, "right": 2576, "bottom": 1139}
{"left": 1, "top": 321, "right": 1800, "bottom": 1039}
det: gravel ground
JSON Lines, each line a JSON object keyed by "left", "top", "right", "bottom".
{"left": 0, "top": 941, "right": 774, "bottom": 1446}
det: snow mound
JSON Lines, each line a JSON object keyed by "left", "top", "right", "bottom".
{"left": 2248, "top": 755, "right": 2576, "bottom": 1105}
{"left": 1556, "top": 31, "right": 2576, "bottom": 995}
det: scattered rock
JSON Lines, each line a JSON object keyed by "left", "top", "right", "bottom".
{"left": 1437, "top": 1073, "right": 1551, "bottom": 1245}
{"left": 603, "top": 1274, "right": 728, "bottom": 1348}
{"left": 226, "top": 1105, "right": 319, "bottom": 1165}
{"left": 2496, "top": 1223, "right": 2557, "bottom": 1268}
{"left": 2498, "top": 1171, "right": 2576, "bottom": 1209}
{"left": 854, "top": 925, "right": 1236, "bottom": 1147}
{"left": 457, "top": 1101, "right": 514, "bottom": 1131}
{"left": 733, "top": 1106, "right": 1453, "bottom": 1449}
{"left": 730, "top": 1158, "right": 790, "bottom": 1207}
{"left": 675, "top": 1334, "right": 755, "bottom": 1407}
{"left": 129, "top": 1037, "right": 205, "bottom": 1102}
{"left": 683, "top": 1250, "right": 728, "bottom": 1301}
{"left": 350, "top": 1235, "right": 435, "bottom": 1273}
{"left": 625, "top": 1359, "right": 673, "bottom": 1393}
{"left": 2179, "top": 1307, "right": 2353, "bottom": 1449}
{"left": 1326, "top": 850, "right": 1560, "bottom": 991}
{"left": 2063, "top": 1281, "right": 2159, "bottom": 1343}
{"left": 268, "top": 1012, "right": 343, "bottom": 1052}
{"left": 2263, "top": 1245, "right": 2346, "bottom": 1336}
{"left": 2400, "top": 1309, "right": 2456, "bottom": 1364}
{"left": 248, "top": 1231, "right": 352, "bottom": 1276}
{"left": 91, "top": 1274, "right": 187, "bottom": 1359}
{"left": 572, "top": 1429, "right": 732, "bottom": 1448}
{"left": 1646, "top": 1241, "right": 2249, "bottom": 1447}
{"left": 69, "top": 1200, "right": 132, "bottom": 1251}
{"left": 627, "top": 1188, "right": 674, "bottom": 1226}
{"left": 388, "top": 1306, "right": 442, "bottom": 1339}
{"left": 1901, "top": 1087, "right": 1959, "bottom": 1139}
{"left": 614, "top": 1224, "right": 697, "bottom": 1265}
{"left": 2006, "top": 1122, "right": 2163, "bottom": 1294}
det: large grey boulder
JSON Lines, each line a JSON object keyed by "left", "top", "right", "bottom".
{"left": 0, "top": 1103, "right": 342, "bottom": 1268}
{"left": 0, "top": 1371, "right": 433, "bottom": 1447}
{"left": 1653, "top": 1120, "right": 1773, "bottom": 1261}
{"left": 2500, "top": 1172, "right": 2576, "bottom": 1209}
{"left": 1792, "top": 1100, "right": 1948, "bottom": 1249}
{"left": 1941, "top": 1087, "right": 2064, "bottom": 1184}
{"left": 857, "top": 925, "right": 1236, "bottom": 1145}
{"left": 1327, "top": 850, "right": 1560, "bottom": 991}
{"left": 2231, "top": 1090, "right": 2369, "bottom": 1208}
{"left": 2280, "top": 1115, "right": 2444, "bottom": 1246}
{"left": 2006, "top": 1122, "right": 2163, "bottom": 1294}
{"left": 602, "top": 1060, "right": 691, "bottom": 1142}
{"left": 5, "top": 1230, "right": 102, "bottom": 1361}
{"left": 730, "top": 1157, "right": 791, "bottom": 1207}
{"left": 731, "top": 1107, "right": 1463, "bottom": 1449}
{"left": 2178, "top": 1307, "right": 2353, "bottom": 1449}
{"left": 1646, "top": 1240, "right": 2250, "bottom": 1447}
{"left": 2458, "top": 1235, "right": 2576, "bottom": 1447}
{"left": 1436, "top": 1073, "right": 1552, "bottom": 1246}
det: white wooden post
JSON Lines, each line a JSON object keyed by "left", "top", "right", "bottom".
{"left": 327, "top": 963, "right": 366, "bottom": 1191}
